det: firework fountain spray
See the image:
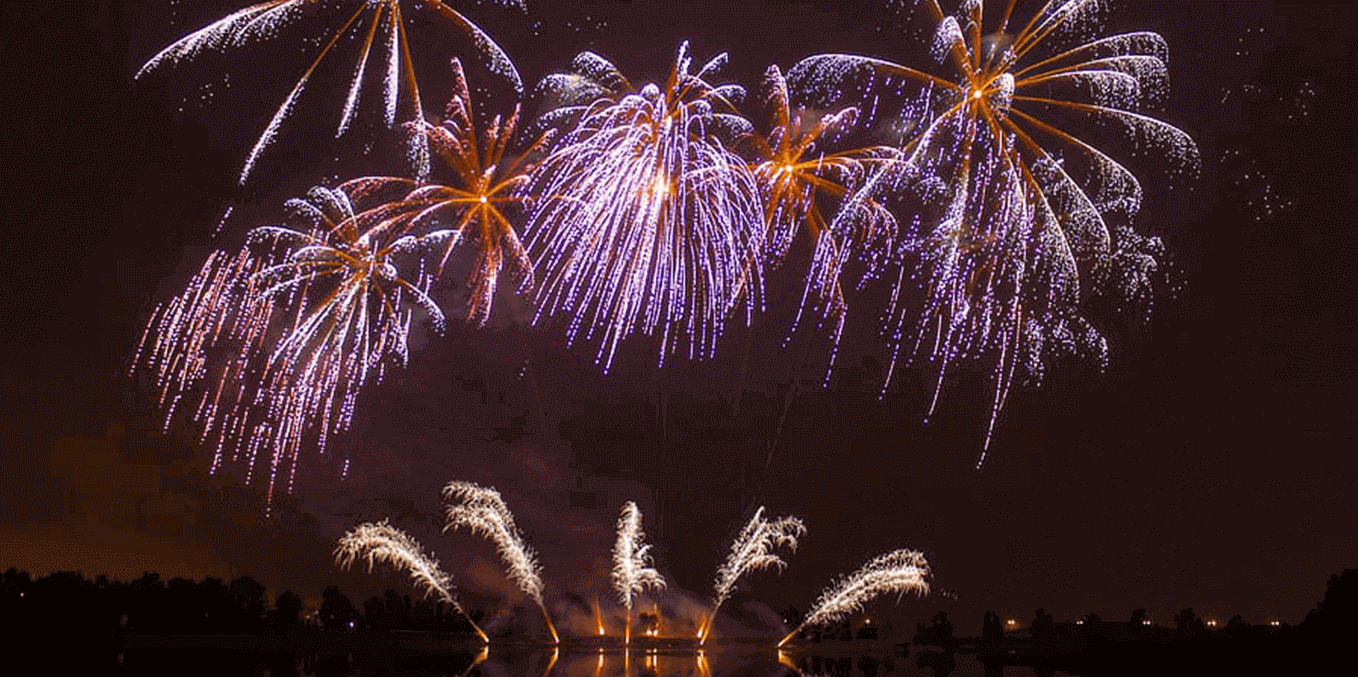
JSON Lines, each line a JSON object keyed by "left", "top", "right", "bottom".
{"left": 442, "top": 481, "right": 558, "bottom": 643}
{"left": 700, "top": 507, "right": 805, "bottom": 643}
{"left": 334, "top": 520, "right": 488, "bottom": 643}
{"left": 778, "top": 549, "right": 931, "bottom": 647}
{"left": 611, "top": 501, "right": 666, "bottom": 644}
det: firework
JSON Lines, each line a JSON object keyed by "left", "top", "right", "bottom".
{"left": 611, "top": 501, "right": 666, "bottom": 643}
{"left": 747, "top": 65, "right": 900, "bottom": 382}
{"left": 778, "top": 549, "right": 931, "bottom": 647}
{"left": 136, "top": 0, "right": 523, "bottom": 193}
{"left": 789, "top": 0, "right": 1197, "bottom": 464}
{"left": 347, "top": 57, "right": 555, "bottom": 325}
{"left": 526, "top": 42, "right": 764, "bottom": 372}
{"left": 442, "top": 480, "right": 558, "bottom": 642}
{"left": 132, "top": 183, "right": 449, "bottom": 502}
{"left": 335, "top": 519, "right": 488, "bottom": 642}
{"left": 699, "top": 507, "right": 805, "bottom": 642}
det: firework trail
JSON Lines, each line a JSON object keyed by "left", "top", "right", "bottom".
{"left": 441, "top": 480, "right": 558, "bottom": 643}
{"left": 699, "top": 507, "right": 805, "bottom": 642}
{"left": 789, "top": 0, "right": 1197, "bottom": 464}
{"left": 131, "top": 183, "right": 449, "bottom": 503}
{"left": 778, "top": 549, "right": 931, "bottom": 647}
{"left": 526, "top": 42, "right": 764, "bottom": 373}
{"left": 747, "top": 65, "right": 900, "bottom": 384}
{"left": 611, "top": 501, "right": 666, "bottom": 643}
{"left": 347, "top": 57, "right": 555, "bottom": 326}
{"left": 136, "top": 0, "right": 523, "bottom": 200}
{"left": 335, "top": 519, "right": 488, "bottom": 642}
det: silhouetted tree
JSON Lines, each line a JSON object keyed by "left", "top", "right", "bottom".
{"left": 1302, "top": 568, "right": 1358, "bottom": 641}
{"left": 273, "top": 590, "right": 303, "bottom": 631}
{"left": 982, "top": 611, "right": 1003, "bottom": 643}
{"left": 1030, "top": 608, "right": 1054, "bottom": 639}
{"left": 914, "top": 611, "right": 954, "bottom": 647}
{"left": 1174, "top": 607, "right": 1206, "bottom": 637}
{"left": 1226, "top": 614, "right": 1251, "bottom": 638}
{"left": 1130, "top": 608, "right": 1149, "bottom": 625}
{"left": 228, "top": 576, "right": 266, "bottom": 629}
{"left": 319, "top": 586, "right": 359, "bottom": 630}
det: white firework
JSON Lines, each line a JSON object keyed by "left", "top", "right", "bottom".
{"left": 779, "top": 549, "right": 931, "bottom": 646}
{"left": 526, "top": 42, "right": 764, "bottom": 373}
{"left": 442, "top": 480, "right": 558, "bottom": 642}
{"left": 701, "top": 506, "right": 805, "bottom": 641}
{"left": 334, "top": 519, "right": 487, "bottom": 641}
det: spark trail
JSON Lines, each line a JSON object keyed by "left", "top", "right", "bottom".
{"left": 611, "top": 501, "right": 666, "bottom": 644}
{"left": 700, "top": 507, "right": 805, "bottom": 643}
{"left": 335, "top": 519, "right": 488, "bottom": 642}
{"left": 778, "top": 549, "right": 931, "bottom": 647}
{"left": 442, "top": 481, "right": 557, "bottom": 643}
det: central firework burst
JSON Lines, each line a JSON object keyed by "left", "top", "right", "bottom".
{"left": 526, "top": 42, "right": 764, "bottom": 372}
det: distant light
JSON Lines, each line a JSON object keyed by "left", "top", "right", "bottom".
{"left": 1270, "top": 621, "right": 1280, "bottom": 627}
{"left": 1076, "top": 619, "right": 1083, "bottom": 625}
{"left": 1007, "top": 620, "right": 1016, "bottom": 625}
{"left": 348, "top": 621, "right": 355, "bottom": 629}
{"left": 1142, "top": 620, "right": 1152, "bottom": 626}
{"left": 479, "top": 195, "right": 488, "bottom": 204}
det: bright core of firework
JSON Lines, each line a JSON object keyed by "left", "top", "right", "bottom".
{"left": 526, "top": 42, "right": 764, "bottom": 373}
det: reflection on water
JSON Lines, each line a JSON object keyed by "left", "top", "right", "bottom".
{"left": 123, "top": 646, "right": 1078, "bottom": 677}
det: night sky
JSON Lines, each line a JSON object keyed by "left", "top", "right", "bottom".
{"left": 1, "top": 0, "right": 1355, "bottom": 639}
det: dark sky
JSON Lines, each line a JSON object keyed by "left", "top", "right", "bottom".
{"left": 1, "top": 0, "right": 1355, "bottom": 637}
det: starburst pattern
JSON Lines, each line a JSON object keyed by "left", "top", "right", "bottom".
{"left": 778, "top": 549, "right": 931, "bottom": 646}
{"left": 789, "top": 0, "right": 1197, "bottom": 463}
{"left": 442, "top": 480, "right": 557, "bottom": 642}
{"left": 137, "top": 0, "right": 524, "bottom": 193}
{"left": 526, "top": 42, "right": 764, "bottom": 372}
{"left": 335, "top": 519, "right": 487, "bottom": 641}
{"left": 345, "top": 57, "right": 555, "bottom": 325}
{"left": 132, "top": 183, "right": 449, "bottom": 502}
{"left": 700, "top": 506, "right": 805, "bottom": 642}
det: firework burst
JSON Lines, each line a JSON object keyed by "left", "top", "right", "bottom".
{"left": 778, "top": 549, "right": 931, "bottom": 647}
{"left": 132, "top": 183, "right": 449, "bottom": 502}
{"left": 442, "top": 481, "right": 557, "bottom": 642}
{"left": 526, "top": 42, "right": 764, "bottom": 372}
{"left": 747, "top": 65, "right": 900, "bottom": 383}
{"left": 700, "top": 506, "right": 805, "bottom": 642}
{"left": 345, "top": 57, "right": 555, "bottom": 325}
{"left": 136, "top": 0, "right": 523, "bottom": 197}
{"left": 789, "top": 0, "right": 1197, "bottom": 463}
{"left": 335, "top": 519, "right": 488, "bottom": 642}
{"left": 611, "top": 501, "right": 666, "bottom": 643}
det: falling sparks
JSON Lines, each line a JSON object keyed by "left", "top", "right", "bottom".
{"left": 442, "top": 480, "right": 558, "bottom": 643}
{"left": 700, "top": 507, "right": 805, "bottom": 642}
{"left": 778, "top": 549, "right": 931, "bottom": 647}
{"left": 334, "top": 519, "right": 488, "bottom": 642}
{"left": 136, "top": 0, "right": 524, "bottom": 192}
{"left": 611, "top": 501, "right": 666, "bottom": 643}
{"left": 132, "top": 183, "right": 449, "bottom": 503}
{"left": 788, "top": 0, "right": 1198, "bottom": 463}
{"left": 526, "top": 42, "right": 764, "bottom": 373}
{"left": 747, "top": 65, "right": 899, "bottom": 382}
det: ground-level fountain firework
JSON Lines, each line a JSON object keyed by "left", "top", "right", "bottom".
{"left": 336, "top": 481, "right": 933, "bottom": 647}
